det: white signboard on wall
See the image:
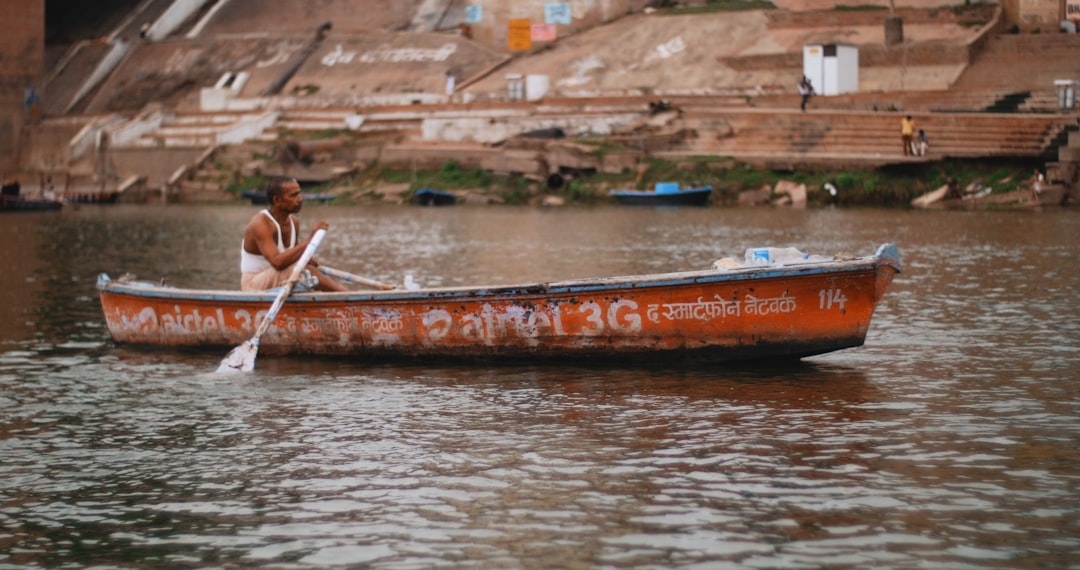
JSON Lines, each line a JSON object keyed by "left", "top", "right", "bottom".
{"left": 1067, "top": 0, "right": 1080, "bottom": 21}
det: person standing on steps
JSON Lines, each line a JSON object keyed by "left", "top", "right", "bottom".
{"left": 240, "top": 176, "right": 346, "bottom": 292}
{"left": 798, "top": 75, "right": 814, "bottom": 112}
{"left": 1029, "top": 168, "right": 1045, "bottom": 203}
{"left": 901, "top": 115, "right": 915, "bottom": 156}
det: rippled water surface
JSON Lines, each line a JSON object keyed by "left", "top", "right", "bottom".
{"left": 1, "top": 204, "right": 1078, "bottom": 568}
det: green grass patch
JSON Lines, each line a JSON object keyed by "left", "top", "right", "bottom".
{"left": 350, "top": 156, "right": 1042, "bottom": 208}
{"left": 381, "top": 161, "right": 494, "bottom": 192}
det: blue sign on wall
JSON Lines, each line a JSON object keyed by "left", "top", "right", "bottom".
{"left": 545, "top": 3, "right": 572, "bottom": 25}
{"left": 465, "top": 5, "right": 482, "bottom": 23}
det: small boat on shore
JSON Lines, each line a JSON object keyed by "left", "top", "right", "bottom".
{"left": 413, "top": 187, "right": 457, "bottom": 206}
{"left": 0, "top": 195, "right": 63, "bottom": 212}
{"left": 241, "top": 189, "right": 336, "bottom": 205}
{"left": 2, "top": 179, "right": 63, "bottom": 212}
{"left": 97, "top": 244, "right": 901, "bottom": 364}
{"left": 611, "top": 182, "right": 713, "bottom": 206}
{"left": 65, "top": 191, "right": 120, "bottom": 204}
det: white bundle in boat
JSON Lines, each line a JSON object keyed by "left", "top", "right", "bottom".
{"left": 711, "top": 247, "right": 831, "bottom": 270}
{"left": 744, "top": 247, "right": 829, "bottom": 266}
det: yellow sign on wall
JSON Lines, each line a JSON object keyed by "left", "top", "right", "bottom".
{"left": 508, "top": 19, "right": 532, "bottom": 51}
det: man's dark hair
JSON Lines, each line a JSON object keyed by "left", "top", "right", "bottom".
{"left": 265, "top": 176, "right": 297, "bottom": 205}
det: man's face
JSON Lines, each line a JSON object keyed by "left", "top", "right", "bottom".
{"left": 274, "top": 180, "right": 303, "bottom": 213}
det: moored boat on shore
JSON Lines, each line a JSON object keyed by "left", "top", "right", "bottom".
{"left": 611, "top": 182, "right": 713, "bottom": 206}
{"left": 65, "top": 191, "right": 120, "bottom": 204}
{"left": 413, "top": 187, "right": 458, "bottom": 206}
{"left": 98, "top": 244, "right": 901, "bottom": 364}
{"left": 1, "top": 195, "right": 63, "bottom": 212}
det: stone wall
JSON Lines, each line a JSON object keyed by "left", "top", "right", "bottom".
{"left": 767, "top": 4, "right": 996, "bottom": 28}
{"left": 773, "top": 0, "right": 988, "bottom": 9}
{"left": 1000, "top": 0, "right": 1066, "bottom": 32}
{"left": 458, "top": 0, "right": 652, "bottom": 52}
{"left": 1017, "top": 0, "right": 1065, "bottom": 30}
{"left": 722, "top": 39, "right": 972, "bottom": 72}
{"left": 195, "top": 0, "right": 424, "bottom": 36}
{"left": 110, "top": 146, "right": 206, "bottom": 189}
{"left": 19, "top": 118, "right": 87, "bottom": 174}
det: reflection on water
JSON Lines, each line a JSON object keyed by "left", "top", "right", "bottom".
{"left": 1, "top": 205, "right": 1078, "bottom": 568}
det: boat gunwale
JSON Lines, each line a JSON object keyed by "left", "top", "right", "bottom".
{"left": 609, "top": 185, "right": 713, "bottom": 197}
{"left": 97, "top": 246, "right": 901, "bottom": 303}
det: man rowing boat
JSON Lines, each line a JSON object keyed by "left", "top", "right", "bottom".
{"left": 240, "top": 176, "right": 346, "bottom": 292}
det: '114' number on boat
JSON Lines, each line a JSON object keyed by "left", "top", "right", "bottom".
{"left": 819, "top": 288, "right": 847, "bottom": 311}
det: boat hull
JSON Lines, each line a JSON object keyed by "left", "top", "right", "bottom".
{"left": 611, "top": 186, "right": 712, "bottom": 206}
{"left": 414, "top": 188, "right": 458, "bottom": 206}
{"left": 98, "top": 245, "right": 900, "bottom": 363}
{"left": 65, "top": 191, "right": 120, "bottom": 204}
{"left": 1, "top": 197, "right": 63, "bottom": 212}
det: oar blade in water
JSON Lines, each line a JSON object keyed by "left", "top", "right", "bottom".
{"left": 213, "top": 228, "right": 328, "bottom": 373}
{"left": 217, "top": 340, "right": 258, "bottom": 373}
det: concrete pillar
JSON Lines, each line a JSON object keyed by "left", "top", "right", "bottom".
{"left": 884, "top": 15, "right": 904, "bottom": 47}
{"left": 0, "top": 0, "right": 44, "bottom": 174}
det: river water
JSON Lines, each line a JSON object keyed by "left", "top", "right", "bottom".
{"left": 1, "top": 203, "right": 1077, "bottom": 569}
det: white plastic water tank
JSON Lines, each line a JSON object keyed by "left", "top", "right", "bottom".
{"left": 525, "top": 74, "right": 549, "bottom": 101}
{"left": 803, "top": 43, "right": 858, "bottom": 96}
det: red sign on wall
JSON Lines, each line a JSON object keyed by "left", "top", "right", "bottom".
{"left": 532, "top": 24, "right": 557, "bottom": 42}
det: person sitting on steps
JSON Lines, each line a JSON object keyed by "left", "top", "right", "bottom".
{"left": 915, "top": 129, "right": 929, "bottom": 157}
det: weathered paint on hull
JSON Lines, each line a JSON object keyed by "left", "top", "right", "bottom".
{"left": 98, "top": 245, "right": 900, "bottom": 363}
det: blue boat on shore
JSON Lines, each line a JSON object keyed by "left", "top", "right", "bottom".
{"left": 610, "top": 182, "right": 713, "bottom": 206}
{"left": 413, "top": 187, "right": 457, "bottom": 206}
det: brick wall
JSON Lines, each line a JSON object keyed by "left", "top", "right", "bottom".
{"left": 1001, "top": 0, "right": 1066, "bottom": 31}
{"left": 768, "top": 5, "right": 997, "bottom": 28}
{"left": 0, "top": 0, "right": 44, "bottom": 174}
{"left": 722, "top": 40, "right": 972, "bottom": 72}
{"left": 1018, "top": 0, "right": 1064, "bottom": 31}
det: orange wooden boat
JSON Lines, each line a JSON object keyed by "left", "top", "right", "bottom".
{"left": 97, "top": 244, "right": 901, "bottom": 363}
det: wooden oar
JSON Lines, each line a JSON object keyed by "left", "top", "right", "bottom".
{"left": 217, "top": 228, "right": 327, "bottom": 373}
{"left": 317, "top": 265, "right": 397, "bottom": 290}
